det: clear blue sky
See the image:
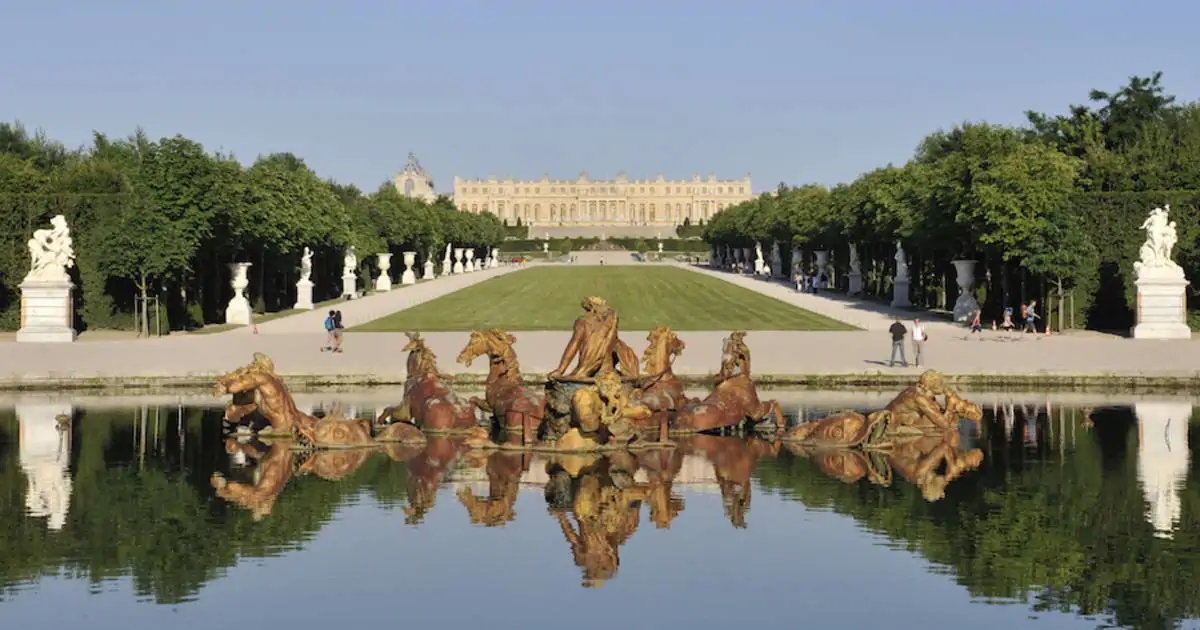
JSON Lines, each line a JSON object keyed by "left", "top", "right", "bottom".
{"left": 5, "top": 0, "right": 1198, "bottom": 193}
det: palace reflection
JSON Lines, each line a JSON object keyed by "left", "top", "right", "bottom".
{"left": 0, "top": 397, "right": 1197, "bottom": 629}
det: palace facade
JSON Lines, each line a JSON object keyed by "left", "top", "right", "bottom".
{"left": 450, "top": 171, "right": 753, "bottom": 227}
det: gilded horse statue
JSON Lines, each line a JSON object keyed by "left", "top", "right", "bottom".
{"left": 673, "top": 332, "right": 783, "bottom": 433}
{"left": 378, "top": 332, "right": 478, "bottom": 433}
{"left": 215, "top": 353, "right": 416, "bottom": 448}
{"left": 457, "top": 329, "right": 547, "bottom": 446}
{"left": 634, "top": 326, "right": 688, "bottom": 440}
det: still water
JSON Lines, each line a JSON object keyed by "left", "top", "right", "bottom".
{"left": 1, "top": 389, "right": 1197, "bottom": 630}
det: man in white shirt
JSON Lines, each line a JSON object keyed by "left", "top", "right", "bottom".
{"left": 911, "top": 319, "right": 927, "bottom": 367}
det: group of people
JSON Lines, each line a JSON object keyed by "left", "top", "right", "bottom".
{"left": 321, "top": 310, "right": 345, "bottom": 353}
{"left": 890, "top": 301, "right": 1045, "bottom": 367}
{"left": 794, "top": 270, "right": 829, "bottom": 294}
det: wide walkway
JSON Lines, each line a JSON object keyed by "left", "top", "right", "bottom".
{"left": 681, "top": 262, "right": 961, "bottom": 332}
{"left": 1, "top": 257, "right": 1198, "bottom": 386}
{"left": 249, "top": 264, "right": 518, "bottom": 334}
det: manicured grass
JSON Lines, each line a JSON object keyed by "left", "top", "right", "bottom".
{"left": 351, "top": 266, "right": 856, "bottom": 331}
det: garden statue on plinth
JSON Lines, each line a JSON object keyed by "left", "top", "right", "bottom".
{"left": 423, "top": 250, "right": 436, "bottom": 280}
{"left": 457, "top": 329, "right": 547, "bottom": 446}
{"left": 442, "top": 243, "right": 453, "bottom": 276}
{"left": 224, "top": 262, "right": 253, "bottom": 325}
{"left": 770, "top": 242, "right": 783, "bottom": 279}
{"left": 673, "top": 332, "right": 783, "bottom": 433}
{"left": 377, "top": 332, "right": 477, "bottom": 433}
{"left": 890, "top": 240, "right": 912, "bottom": 308}
{"left": 543, "top": 297, "right": 647, "bottom": 450}
{"left": 342, "top": 247, "right": 358, "bottom": 298}
{"left": 846, "top": 243, "right": 863, "bottom": 296}
{"left": 377, "top": 252, "right": 394, "bottom": 291}
{"left": 754, "top": 243, "right": 766, "bottom": 274}
{"left": 17, "top": 214, "right": 77, "bottom": 343}
{"left": 1132, "top": 205, "right": 1191, "bottom": 339}
{"left": 295, "top": 247, "right": 314, "bottom": 310}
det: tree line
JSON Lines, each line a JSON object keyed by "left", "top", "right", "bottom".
{"left": 0, "top": 126, "right": 505, "bottom": 332}
{"left": 703, "top": 72, "right": 1200, "bottom": 331}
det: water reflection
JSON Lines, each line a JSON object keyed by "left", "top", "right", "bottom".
{"left": 0, "top": 393, "right": 1197, "bottom": 629}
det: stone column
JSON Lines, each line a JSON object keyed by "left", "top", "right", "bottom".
{"left": 17, "top": 402, "right": 74, "bottom": 531}
{"left": 1136, "top": 401, "right": 1191, "bottom": 538}
{"left": 453, "top": 248, "right": 465, "bottom": 274}
{"left": 375, "top": 253, "right": 393, "bottom": 292}
{"left": 400, "top": 252, "right": 416, "bottom": 285}
{"left": 950, "top": 259, "right": 980, "bottom": 322}
{"left": 224, "top": 262, "right": 253, "bottom": 326}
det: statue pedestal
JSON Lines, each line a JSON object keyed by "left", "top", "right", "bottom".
{"left": 342, "top": 273, "right": 357, "bottom": 299}
{"left": 1132, "top": 272, "right": 1191, "bottom": 339}
{"left": 847, "top": 271, "right": 863, "bottom": 296}
{"left": 17, "top": 280, "right": 76, "bottom": 343}
{"left": 890, "top": 278, "right": 912, "bottom": 308}
{"left": 423, "top": 260, "right": 435, "bottom": 280}
{"left": 294, "top": 279, "right": 314, "bottom": 310}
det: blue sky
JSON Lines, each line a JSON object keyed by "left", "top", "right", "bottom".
{"left": 5, "top": 0, "right": 1198, "bottom": 193}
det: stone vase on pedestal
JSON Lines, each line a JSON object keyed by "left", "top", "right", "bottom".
{"left": 465, "top": 249, "right": 476, "bottom": 272}
{"left": 224, "top": 262, "right": 253, "bottom": 326}
{"left": 950, "top": 259, "right": 980, "bottom": 322}
{"left": 453, "top": 248, "right": 465, "bottom": 274}
{"left": 400, "top": 251, "right": 417, "bottom": 285}
{"left": 488, "top": 247, "right": 499, "bottom": 268}
{"left": 375, "top": 253, "right": 393, "bottom": 292}
{"left": 294, "top": 279, "right": 314, "bottom": 310}
{"left": 17, "top": 280, "right": 76, "bottom": 343}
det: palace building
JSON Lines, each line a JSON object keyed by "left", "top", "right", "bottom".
{"left": 393, "top": 155, "right": 753, "bottom": 237}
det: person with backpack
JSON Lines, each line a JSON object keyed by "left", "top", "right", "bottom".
{"left": 331, "top": 310, "right": 345, "bottom": 353}
{"left": 1024, "top": 300, "right": 1040, "bottom": 339}
{"left": 321, "top": 310, "right": 336, "bottom": 352}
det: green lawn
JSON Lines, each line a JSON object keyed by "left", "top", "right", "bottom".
{"left": 351, "top": 266, "right": 856, "bottom": 331}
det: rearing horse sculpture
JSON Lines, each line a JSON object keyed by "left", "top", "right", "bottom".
{"left": 672, "top": 331, "right": 783, "bottom": 433}
{"left": 378, "top": 332, "right": 478, "bottom": 433}
{"left": 457, "top": 329, "right": 547, "bottom": 445}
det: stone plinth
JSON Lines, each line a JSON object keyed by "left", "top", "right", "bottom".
{"left": 17, "top": 280, "right": 76, "bottom": 343}
{"left": 294, "top": 279, "right": 314, "bottom": 310}
{"left": 342, "top": 273, "right": 357, "bottom": 299}
{"left": 423, "top": 259, "right": 435, "bottom": 280}
{"left": 847, "top": 271, "right": 863, "bottom": 296}
{"left": 1132, "top": 273, "right": 1191, "bottom": 339}
{"left": 891, "top": 278, "right": 912, "bottom": 308}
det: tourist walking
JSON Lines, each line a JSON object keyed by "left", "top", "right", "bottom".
{"left": 888, "top": 317, "right": 908, "bottom": 367}
{"left": 321, "top": 310, "right": 337, "bottom": 352}
{"left": 1000, "top": 307, "right": 1016, "bottom": 338}
{"left": 331, "top": 309, "right": 345, "bottom": 353}
{"left": 967, "top": 309, "right": 983, "bottom": 341}
{"left": 911, "top": 319, "right": 927, "bottom": 367}
{"left": 1024, "top": 300, "right": 1041, "bottom": 339}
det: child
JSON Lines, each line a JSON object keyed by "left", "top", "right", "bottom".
{"left": 1001, "top": 307, "right": 1015, "bottom": 337}
{"left": 969, "top": 309, "right": 983, "bottom": 340}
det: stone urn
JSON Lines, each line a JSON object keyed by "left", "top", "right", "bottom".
{"left": 375, "top": 253, "right": 394, "bottom": 292}
{"left": 225, "top": 262, "right": 253, "bottom": 325}
{"left": 950, "top": 259, "right": 980, "bottom": 322}
{"left": 400, "top": 251, "right": 417, "bottom": 285}
{"left": 488, "top": 247, "right": 499, "bottom": 268}
{"left": 453, "top": 248, "right": 465, "bottom": 274}
{"left": 465, "top": 249, "right": 476, "bottom": 272}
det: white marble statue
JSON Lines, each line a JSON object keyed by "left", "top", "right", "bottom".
{"left": 893, "top": 240, "right": 909, "bottom": 281}
{"left": 26, "top": 215, "right": 75, "bottom": 283}
{"left": 342, "top": 246, "right": 357, "bottom": 277}
{"left": 848, "top": 243, "right": 861, "bottom": 275}
{"left": 1135, "top": 205, "right": 1182, "bottom": 276}
{"left": 299, "top": 246, "right": 313, "bottom": 282}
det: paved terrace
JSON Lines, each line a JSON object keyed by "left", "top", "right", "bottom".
{"left": 1, "top": 260, "right": 1198, "bottom": 387}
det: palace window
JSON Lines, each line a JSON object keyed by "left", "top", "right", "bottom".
{"left": 639, "top": 187, "right": 645, "bottom": 193}
{"left": 649, "top": 187, "right": 655, "bottom": 194}
{"left": 471, "top": 204, "right": 478, "bottom": 213}
{"left": 739, "top": 186, "right": 745, "bottom": 194}
{"left": 536, "top": 188, "right": 540, "bottom": 194}
{"left": 718, "top": 187, "right": 724, "bottom": 194}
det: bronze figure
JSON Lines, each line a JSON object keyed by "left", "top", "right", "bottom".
{"left": 673, "top": 332, "right": 783, "bottom": 433}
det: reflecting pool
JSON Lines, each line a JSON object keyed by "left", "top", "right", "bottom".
{"left": 0, "top": 390, "right": 1196, "bottom": 630}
